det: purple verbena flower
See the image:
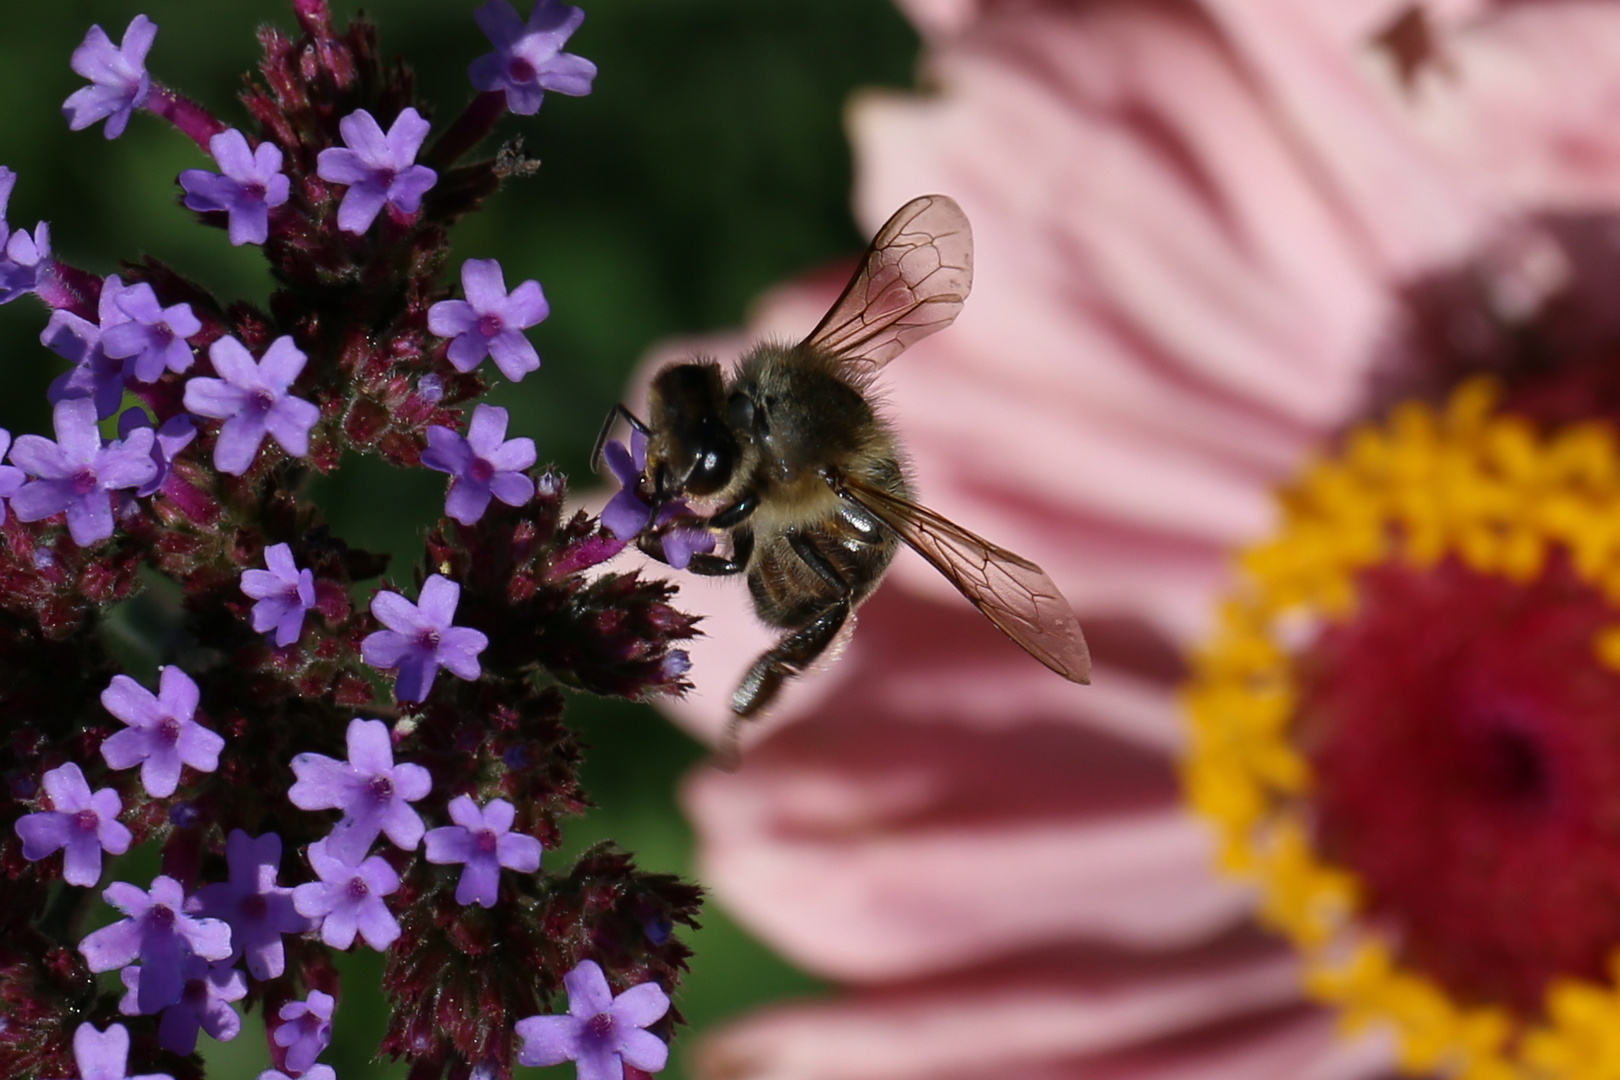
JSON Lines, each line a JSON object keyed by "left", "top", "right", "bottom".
{"left": 600, "top": 431, "right": 716, "bottom": 571}
{"left": 9, "top": 397, "right": 157, "bottom": 546}
{"left": 288, "top": 717, "right": 432, "bottom": 864}
{"left": 315, "top": 107, "right": 437, "bottom": 235}
{"left": 292, "top": 840, "right": 401, "bottom": 951}
{"left": 46, "top": 1022, "right": 174, "bottom": 1080}
{"left": 78, "top": 875, "right": 232, "bottom": 1015}
{"left": 100, "top": 667, "right": 224, "bottom": 799}
{"left": 469, "top": 0, "right": 597, "bottom": 115}
{"left": 179, "top": 128, "right": 290, "bottom": 246}
{"left": 116, "top": 409, "right": 196, "bottom": 499}
{"left": 421, "top": 403, "right": 537, "bottom": 525}
{"left": 0, "top": 220, "right": 52, "bottom": 304}
{"left": 63, "top": 16, "right": 156, "bottom": 140}
{"left": 13, "top": 762, "right": 132, "bottom": 887}
{"left": 361, "top": 575, "right": 489, "bottom": 703}
{"left": 272, "top": 989, "right": 334, "bottom": 1075}
{"left": 427, "top": 258, "right": 549, "bottom": 382}
{"left": 423, "top": 795, "right": 543, "bottom": 908}
{"left": 240, "top": 543, "right": 317, "bottom": 647}
{"left": 182, "top": 334, "right": 320, "bottom": 476}
{"left": 0, "top": 429, "right": 24, "bottom": 523}
{"left": 119, "top": 955, "right": 246, "bottom": 1054}
{"left": 514, "top": 960, "right": 670, "bottom": 1080}
{"left": 190, "top": 830, "right": 310, "bottom": 980}
{"left": 101, "top": 282, "right": 200, "bottom": 382}
{"left": 44, "top": 275, "right": 135, "bottom": 419}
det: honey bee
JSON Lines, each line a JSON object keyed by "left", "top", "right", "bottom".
{"left": 596, "top": 194, "right": 1091, "bottom": 721}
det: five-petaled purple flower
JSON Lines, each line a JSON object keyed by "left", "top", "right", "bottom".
{"left": 14, "top": 762, "right": 132, "bottom": 887}
{"left": 272, "top": 989, "right": 334, "bottom": 1075}
{"left": 288, "top": 718, "right": 432, "bottom": 864}
{"left": 180, "top": 128, "right": 290, "bottom": 246}
{"left": 315, "top": 107, "right": 437, "bottom": 234}
{"left": 100, "top": 667, "right": 225, "bottom": 799}
{"left": 240, "top": 543, "right": 317, "bottom": 648}
{"left": 190, "top": 830, "right": 310, "bottom": 980}
{"left": 427, "top": 258, "right": 549, "bottom": 382}
{"left": 101, "top": 282, "right": 200, "bottom": 382}
{"left": 292, "top": 840, "right": 402, "bottom": 951}
{"left": 421, "top": 403, "right": 537, "bottom": 525}
{"left": 44, "top": 274, "right": 134, "bottom": 419}
{"left": 79, "top": 875, "right": 232, "bottom": 1015}
{"left": 361, "top": 575, "right": 489, "bottom": 703}
{"left": 119, "top": 955, "right": 246, "bottom": 1054}
{"left": 0, "top": 429, "right": 24, "bottom": 522}
{"left": 600, "top": 430, "right": 716, "bottom": 570}
{"left": 9, "top": 397, "right": 157, "bottom": 546}
{"left": 49, "top": 1022, "right": 174, "bottom": 1080}
{"left": 183, "top": 334, "right": 320, "bottom": 475}
{"left": 63, "top": 15, "right": 156, "bottom": 140}
{"left": 469, "top": 0, "right": 597, "bottom": 115}
{"left": 424, "top": 795, "right": 543, "bottom": 908}
{"left": 514, "top": 960, "right": 670, "bottom": 1080}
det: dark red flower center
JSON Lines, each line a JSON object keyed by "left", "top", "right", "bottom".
{"left": 70, "top": 468, "right": 98, "bottom": 496}
{"left": 587, "top": 1012, "right": 614, "bottom": 1039}
{"left": 1298, "top": 555, "right": 1620, "bottom": 1017}
{"left": 367, "top": 775, "right": 394, "bottom": 803}
{"left": 469, "top": 458, "right": 496, "bottom": 484}
{"left": 477, "top": 313, "right": 504, "bottom": 338}
{"left": 507, "top": 57, "right": 536, "bottom": 83}
{"left": 242, "top": 893, "right": 269, "bottom": 920}
{"left": 157, "top": 716, "right": 183, "bottom": 744}
{"left": 416, "top": 628, "right": 441, "bottom": 650}
{"left": 347, "top": 876, "right": 370, "bottom": 901}
{"left": 149, "top": 904, "right": 175, "bottom": 929}
{"left": 73, "top": 808, "right": 99, "bottom": 832}
{"left": 243, "top": 180, "right": 267, "bottom": 202}
{"left": 475, "top": 828, "right": 498, "bottom": 854}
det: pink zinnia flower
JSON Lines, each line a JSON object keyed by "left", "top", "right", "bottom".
{"left": 631, "top": 2, "right": 1620, "bottom": 1078}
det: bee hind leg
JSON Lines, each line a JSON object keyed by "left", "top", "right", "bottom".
{"left": 730, "top": 595, "right": 851, "bottom": 718}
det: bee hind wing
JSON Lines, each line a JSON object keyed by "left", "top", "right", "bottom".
{"left": 803, "top": 194, "right": 973, "bottom": 371}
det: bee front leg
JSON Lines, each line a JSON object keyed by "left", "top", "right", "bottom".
{"left": 687, "top": 527, "right": 754, "bottom": 576}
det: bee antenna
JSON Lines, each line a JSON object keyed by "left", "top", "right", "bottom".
{"left": 591, "top": 403, "right": 650, "bottom": 473}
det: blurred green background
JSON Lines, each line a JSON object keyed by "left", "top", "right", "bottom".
{"left": 0, "top": 1, "right": 919, "bottom": 1077}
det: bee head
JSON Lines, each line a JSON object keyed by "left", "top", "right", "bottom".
{"left": 645, "top": 360, "right": 741, "bottom": 500}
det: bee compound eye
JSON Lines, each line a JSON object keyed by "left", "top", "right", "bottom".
{"left": 688, "top": 446, "right": 733, "bottom": 494}
{"left": 726, "top": 391, "right": 759, "bottom": 434}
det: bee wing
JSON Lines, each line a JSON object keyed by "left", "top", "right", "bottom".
{"left": 836, "top": 475, "right": 1092, "bottom": 684}
{"left": 803, "top": 194, "right": 973, "bottom": 371}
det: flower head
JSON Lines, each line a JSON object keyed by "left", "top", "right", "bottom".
{"left": 288, "top": 718, "right": 431, "bottom": 864}
{"left": 78, "top": 875, "right": 232, "bottom": 1014}
{"left": 13, "top": 762, "right": 132, "bottom": 886}
{"left": 183, "top": 334, "right": 319, "bottom": 475}
{"left": 421, "top": 403, "right": 537, "bottom": 525}
{"left": 271, "top": 989, "right": 334, "bottom": 1075}
{"left": 423, "top": 795, "right": 543, "bottom": 907}
{"left": 179, "top": 128, "right": 290, "bottom": 246}
{"left": 600, "top": 430, "right": 716, "bottom": 570}
{"left": 514, "top": 959, "right": 670, "bottom": 1079}
{"left": 361, "top": 574, "right": 489, "bottom": 702}
{"left": 9, "top": 397, "right": 157, "bottom": 546}
{"left": 49, "top": 1022, "right": 173, "bottom": 1080}
{"left": 100, "top": 282, "right": 200, "bottom": 382}
{"left": 427, "top": 258, "right": 549, "bottom": 382}
{"left": 469, "top": 0, "right": 597, "bottom": 115}
{"left": 119, "top": 955, "right": 246, "bottom": 1054}
{"left": 240, "top": 543, "right": 317, "bottom": 647}
{"left": 100, "top": 667, "right": 224, "bottom": 799}
{"left": 63, "top": 15, "right": 156, "bottom": 139}
{"left": 315, "top": 107, "right": 437, "bottom": 234}
{"left": 292, "top": 840, "right": 401, "bottom": 951}
{"left": 189, "top": 830, "right": 310, "bottom": 980}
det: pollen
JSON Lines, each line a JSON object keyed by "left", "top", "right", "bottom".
{"left": 1183, "top": 378, "right": 1620, "bottom": 1079}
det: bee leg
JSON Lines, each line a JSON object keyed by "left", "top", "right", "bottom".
{"left": 731, "top": 531, "right": 850, "bottom": 717}
{"left": 590, "top": 403, "right": 650, "bottom": 473}
{"left": 687, "top": 527, "right": 753, "bottom": 576}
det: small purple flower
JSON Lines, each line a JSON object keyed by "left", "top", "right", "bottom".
{"left": 100, "top": 667, "right": 224, "bottom": 799}
{"left": 427, "top": 258, "right": 549, "bottom": 382}
{"left": 469, "top": 0, "right": 597, "bottom": 115}
{"left": 600, "top": 431, "right": 716, "bottom": 571}
{"left": 13, "top": 762, "right": 132, "bottom": 887}
{"left": 44, "top": 275, "right": 135, "bottom": 419}
{"left": 421, "top": 404, "right": 537, "bottom": 525}
{"left": 0, "top": 429, "right": 24, "bottom": 522}
{"left": 116, "top": 409, "right": 196, "bottom": 499}
{"left": 47, "top": 1022, "right": 174, "bottom": 1080}
{"left": 292, "top": 840, "right": 401, "bottom": 951}
{"left": 272, "top": 989, "right": 334, "bottom": 1075}
{"left": 79, "top": 875, "right": 233, "bottom": 1015}
{"left": 63, "top": 15, "right": 156, "bottom": 140}
{"left": 0, "top": 219, "right": 52, "bottom": 304}
{"left": 315, "top": 107, "right": 437, "bottom": 235}
{"left": 424, "top": 796, "right": 543, "bottom": 908}
{"left": 119, "top": 956, "right": 246, "bottom": 1054}
{"left": 179, "top": 128, "right": 290, "bottom": 246}
{"left": 361, "top": 575, "right": 489, "bottom": 703}
{"left": 190, "top": 830, "right": 311, "bottom": 980}
{"left": 182, "top": 335, "right": 320, "bottom": 476}
{"left": 288, "top": 718, "right": 432, "bottom": 864}
{"left": 240, "top": 543, "right": 317, "bottom": 648}
{"left": 9, "top": 397, "right": 157, "bottom": 546}
{"left": 101, "top": 283, "right": 200, "bottom": 382}
{"left": 514, "top": 960, "right": 670, "bottom": 1080}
